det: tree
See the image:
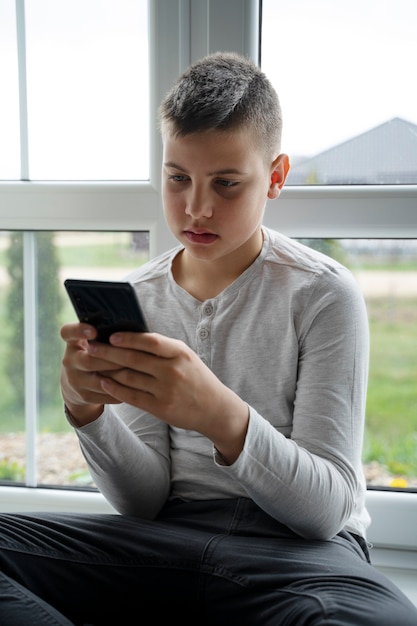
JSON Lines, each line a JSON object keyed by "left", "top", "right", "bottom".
{"left": 5, "top": 232, "right": 64, "bottom": 411}
{"left": 297, "top": 238, "right": 347, "bottom": 265}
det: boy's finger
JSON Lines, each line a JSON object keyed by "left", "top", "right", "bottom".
{"left": 61, "top": 323, "right": 97, "bottom": 342}
{"left": 109, "top": 331, "right": 183, "bottom": 359}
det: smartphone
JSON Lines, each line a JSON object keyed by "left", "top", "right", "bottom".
{"left": 64, "top": 279, "right": 148, "bottom": 343}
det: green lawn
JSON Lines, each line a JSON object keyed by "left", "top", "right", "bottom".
{"left": 363, "top": 297, "right": 417, "bottom": 475}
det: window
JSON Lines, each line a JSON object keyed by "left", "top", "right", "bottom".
{"left": 0, "top": 0, "right": 161, "bottom": 489}
{"left": 0, "top": 0, "right": 20, "bottom": 178}
{"left": 0, "top": 230, "right": 149, "bottom": 487}
{"left": 1, "top": 0, "right": 149, "bottom": 181}
{"left": 0, "top": 0, "right": 416, "bottom": 508}
{"left": 294, "top": 238, "right": 417, "bottom": 490}
{"left": 261, "top": 0, "right": 417, "bottom": 489}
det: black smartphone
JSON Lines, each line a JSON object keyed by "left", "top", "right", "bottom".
{"left": 64, "top": 279, "right": 148, "bottom": 343}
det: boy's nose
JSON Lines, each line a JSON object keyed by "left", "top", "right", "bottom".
{"left": 185, "top": 188, "right": 213, "bottom": 219}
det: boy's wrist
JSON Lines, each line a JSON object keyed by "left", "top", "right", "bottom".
{"left": 210, "top": 400, "right": 249, "bottom": 465}
{"left": 64, "top": 402, "right": 104, "bottom": 427}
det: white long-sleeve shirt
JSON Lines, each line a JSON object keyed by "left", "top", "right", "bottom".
{"left": 73, "top": 227, "right": 371, "bottom": 540}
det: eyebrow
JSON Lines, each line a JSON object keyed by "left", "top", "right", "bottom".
{"left": 164, "top": 161, "right": 247, "bottom": 176}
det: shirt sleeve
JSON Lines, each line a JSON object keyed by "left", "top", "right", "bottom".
{"left": 74, "top": 403, "right": 171, "bottom": 518}
{"left": 214, "top": 267, "right": 370, "bottom": 540}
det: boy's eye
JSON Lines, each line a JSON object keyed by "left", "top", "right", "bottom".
{"left": 216, "top": 179, "right": 238, "bottom": 188}
{"left": 168, "top": 174, "right": 189, "bottom": 182}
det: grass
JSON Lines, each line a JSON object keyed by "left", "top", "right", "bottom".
{"left": 0, "top": 458, "right": 25, "bottom": 481}
{"left": 58, "top": 240, "right": 147, "bottom": 268}
{"left": 363, "top": 433, "right": 417, "bottom": 476}
{"left": 0, "top": 232, "right": 148, "bottom": 269}
{"left": 365, "top": 298, "right": 417, "bottom": 428}
{"left": 362, "top": 297, "right": 417, "bottom": 477}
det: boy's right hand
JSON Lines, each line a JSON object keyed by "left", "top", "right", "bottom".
{"left": 60, "top": 322, "right": 123, "bottom": 427}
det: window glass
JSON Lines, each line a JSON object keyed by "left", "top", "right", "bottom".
{"left": 261, "top": 0, "right": 417, "bottom": 185}
{"left": 0, "top": 230, "right": 149, "bottom": 487}
{"left": 296, "top": 238, "right": 417, "bottom": 490}
{"left": 0, "top": 0, "right": 20, "bottom": 179}
{"left": 24, "top": 0, "right": 149, "bottom": 180}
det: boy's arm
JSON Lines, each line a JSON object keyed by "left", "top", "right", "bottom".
{"left": 73, "top": 404, "right": 171, "bottom": 517}
{"left": 215, "top": 269, "right": 370, "bottom": 541}
{"left": 60, "top": 322, "right": 171, "bottom": 517}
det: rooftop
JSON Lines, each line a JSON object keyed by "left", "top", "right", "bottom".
{"left": 286, "top": 117, "right": 417, "bottom": 185}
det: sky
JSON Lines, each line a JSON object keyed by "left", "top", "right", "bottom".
{"left": 261, "top": 0, "right": 417, "bottom": 157}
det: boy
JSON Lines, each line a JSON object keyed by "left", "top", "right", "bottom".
{"left": 1, "top": 52, "right": 416, "bottom": 625}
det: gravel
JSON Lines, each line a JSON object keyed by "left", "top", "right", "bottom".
{"left": 0, "top": 432, "right": 94, "bottom": 487}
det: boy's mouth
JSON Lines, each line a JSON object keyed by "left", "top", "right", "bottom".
{"left": 184, "top": 230, "right": 218, "bottom": 244}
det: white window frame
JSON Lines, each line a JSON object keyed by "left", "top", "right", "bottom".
{"left": 0, "top": 0, "right": 416, "bottom": 580}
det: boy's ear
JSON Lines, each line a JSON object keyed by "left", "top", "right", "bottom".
{"left": 268, "top": 154, "right": 290, "bottom": 199}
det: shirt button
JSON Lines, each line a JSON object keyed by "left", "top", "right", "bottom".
{"left": 198, "top": 328, "right": 209, "bottom": 340}
{"left": 203, "top": 304, "right": 213, "bottom": 316}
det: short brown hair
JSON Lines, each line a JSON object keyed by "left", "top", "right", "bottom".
{"left": 159, "top": 52, "right": 283, "bottom": 158}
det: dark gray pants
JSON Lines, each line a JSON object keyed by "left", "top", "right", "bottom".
{"left": 1, "top": 498, "right": 416, "bottom": 625}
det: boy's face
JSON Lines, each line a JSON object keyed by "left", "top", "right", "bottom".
{"left": 162, "top": 127, "right": 288, "bottom": 270}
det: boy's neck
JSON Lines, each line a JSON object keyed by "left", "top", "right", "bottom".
{"left": 173, "top": 255, "right": 233, "bottom": 300}
{"left": 172, "top": 242, "right": 262, "bottom": 301}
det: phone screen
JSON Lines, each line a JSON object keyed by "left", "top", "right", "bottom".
{"left": 64, "top": 279, "right": 148, "bottom": 343}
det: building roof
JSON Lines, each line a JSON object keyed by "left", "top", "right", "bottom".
{"left": 286, "top": 117, "right": 417, "bottom": 185}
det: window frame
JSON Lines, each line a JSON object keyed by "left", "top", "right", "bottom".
{"left": 0, "top": 0, "right": 416, "bottom": 561}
